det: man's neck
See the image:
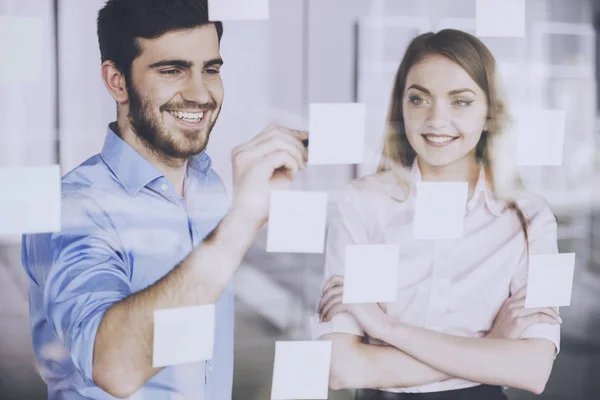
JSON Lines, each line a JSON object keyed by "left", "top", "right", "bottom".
{"left": 116, "top": 120, "right": 187, "bottom": 197}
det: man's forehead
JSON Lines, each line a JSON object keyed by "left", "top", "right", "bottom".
{"left": 136, "top": 25, "right": 220, "bottom": 62}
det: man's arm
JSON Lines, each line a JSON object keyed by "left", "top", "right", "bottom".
{"left": 92, "top": 126, "right": 308, "bottom": 397}
{"left": 92, "top": 210, "right": 260, "bottom": 397}
{"left": 323, "top": 333, "right": 451, "bottom": 391}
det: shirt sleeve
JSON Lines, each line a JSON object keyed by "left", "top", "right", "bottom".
{"left": 311, "top": 183, "right": 371, "bottom": 340}
{"left": 509, "top": 196, "right": 561, "bottom": 356}
{"left": 23, "top": 191, "right": 131, "bottom": 385}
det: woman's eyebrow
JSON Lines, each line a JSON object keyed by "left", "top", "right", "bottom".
{"left": 407, "top": 84, "right": 477, "bottom": 96}
{"left": 448, "top": 88, "right": 477, "bottom": 96}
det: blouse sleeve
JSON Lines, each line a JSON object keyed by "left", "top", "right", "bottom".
{"left": 510, "top": 196, "right": 561, "bottom": 356}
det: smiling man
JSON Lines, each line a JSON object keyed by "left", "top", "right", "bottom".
{"left": 21, "top": 0, "right": 308, "bottom": 399}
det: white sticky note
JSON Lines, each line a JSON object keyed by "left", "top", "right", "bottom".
{"left": 308, "top": 103, "right": 366, "bottom": 165}
{"left": 516, "top": 109, "right": 566, "bottom": 166}
{"left": 343, "top": 245, "right": 399, "bottom": 304}
{"left": 266, "top": 190, "right": 327, "bottom": 253}
{"left": 476, "top": 0, "right": 525, "bottom": 37}
{"left": 0, "top": 165, "right": 61, "bottom": 235}
{"left": 0, "top": 17, "right": 44, "bottom": 83}
{"left": 525, "top": 253, "right": 576, "bottom": 308}
{"left": 153, "top": 304, "right": 215, "bottom": 368}
{"left": 270, "top": 341, "right": 331, "bottom": 400}
{"left": 208, "top": 0, "right": 269, "bottom": 21}
{"left": 413, "top": 182, "right": 468, "bottom": 240}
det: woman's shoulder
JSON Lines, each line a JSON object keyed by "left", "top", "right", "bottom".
{"left": 512, "top": 190, "right": 556, "bottom": 224}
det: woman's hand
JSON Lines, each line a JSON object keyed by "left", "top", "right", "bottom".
{"left": 485, "top": 286, "right": 562, "bottom": 339}
{"left": 317, "top": 275, "right": 393, "bottom": 339}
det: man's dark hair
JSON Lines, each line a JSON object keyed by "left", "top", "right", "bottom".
{"left": 97, "top": 0, "right": 223, "bottom": 83}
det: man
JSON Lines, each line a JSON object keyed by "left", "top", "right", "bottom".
{"left": 22, "top": 0, "right": 307, "bottom": 398}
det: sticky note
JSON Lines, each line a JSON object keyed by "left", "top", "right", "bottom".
{"left": 153, "top": 304, "right": 215, "bottom": 368}
{"left": 343, "top": 245, "right": 400, "bottom": 304}
{"left": 0, "top": 165, "right": 61, "bottom": 235}
{"left": 525, "top": 253, "right": 576, "bottom": 308}
{"left": 266, "top": 190, "right": 328, "bottom": 253}
{"left": 308, "top": 103, "right": 366, "bottom": 165}
{"left": 0, "top": 17, "right": 44, "bottom": 83}
{"left": 516, "top": 109, "right": 566, "bottom": 166}
{"left": 270, "top": 341, "right": 331, "bottom": 400}
{"left": 208, "top": 0, "right": 270, "bottom": 21}
{"left": 476, "top": 0, "right": 525, "bottom": 37}
{"left": 413, "top": 182, "right": 468, "bottom": 240}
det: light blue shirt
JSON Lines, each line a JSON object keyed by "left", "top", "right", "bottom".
{"left": 22, "top": 124, "right": 234, "bottom": 399}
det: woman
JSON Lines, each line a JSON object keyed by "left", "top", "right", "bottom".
{"left": 312, "top": 29, "right": 561, "bottom": 400}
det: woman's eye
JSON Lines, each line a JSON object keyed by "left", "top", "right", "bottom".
{"left": 409, "top": 96, "right": 424, "bottom": 105}
{"left": 454, "top": 99, "right": 473, "bottom": 107}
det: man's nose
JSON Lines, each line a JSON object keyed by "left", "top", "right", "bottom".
{"left": 182, "top": 74, "right": 211, "bottom": 106}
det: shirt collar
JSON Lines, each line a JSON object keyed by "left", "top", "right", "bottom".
{"left": 100, "top": 122, "right": 213, "bottom": 196}
{"left": 408, "top": 159, "right": 504, "bottom": 217}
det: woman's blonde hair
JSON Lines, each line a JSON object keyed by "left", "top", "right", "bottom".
{"left": 377, "top": 29, "right": 529, "bottom": 245}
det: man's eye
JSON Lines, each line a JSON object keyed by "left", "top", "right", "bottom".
{"left": 161, "top": 70, "right": 181, "bottom": 76}
{"left": 205, "top": 69, "right": 220, "bottom": 75}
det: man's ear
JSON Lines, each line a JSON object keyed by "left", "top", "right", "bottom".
{"left": 101, "top": 61, "right": 128, "bottom": 104}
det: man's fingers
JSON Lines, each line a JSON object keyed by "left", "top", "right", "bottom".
{"left": 246, "top": 136, "right": 306, "bottom": 170}
{"left": 318, "top": 286, "right": 343, "bottom": 313}
{"left": 256, "top": 151, "right": 301, "bottom": 178}
{"left": 321, "top": 275, "right": 344, "bottom": 295}
{"left": 237, "top": 125, "right": 308, "bottom": 159}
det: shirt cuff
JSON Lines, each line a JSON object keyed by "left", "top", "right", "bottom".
{"left": 68, "top": 305, "right": 112, "bottom": 386}
{"left": 309, "top": 313, "right": 363, "bottom": 340}
{"left": 520, "top": 323, "right": 561, "bottom": 357}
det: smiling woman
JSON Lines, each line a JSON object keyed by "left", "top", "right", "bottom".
{"left": 313, "top": 29, "right": 561, "bottom": 400}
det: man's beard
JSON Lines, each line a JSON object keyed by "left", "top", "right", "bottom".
{"left": 126, "top": 82, "right": 220, "bottom": 163}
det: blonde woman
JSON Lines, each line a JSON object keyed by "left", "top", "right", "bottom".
{"left": 313, "top": 29, "right": 561, "bottom": 400}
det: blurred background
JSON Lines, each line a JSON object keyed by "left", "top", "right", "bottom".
{"left": 1, "top": 0, "right": 600, "bottom": 399}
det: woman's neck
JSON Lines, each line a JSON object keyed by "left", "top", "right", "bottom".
{"left": 417, "top": 155, "right": 481, "bottom": 200}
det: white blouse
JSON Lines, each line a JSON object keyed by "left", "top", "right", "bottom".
{"left": 311, "top": 164, "right": 560, "bottom": 393}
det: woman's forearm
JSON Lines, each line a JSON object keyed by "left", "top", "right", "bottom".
{"left": 376, "top": 322, "right": 555, "bottom": 394}
{"left": 356, "top": 342, "right": 452, "bottom": 389}
{"left": 325, "top": 333, "right": 451, "bottom": 390}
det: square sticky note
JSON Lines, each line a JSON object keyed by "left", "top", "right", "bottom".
{"left": 270, "top": 341, "right": 331, "bottom": 400}
{"left": 153, "top": 304, "right": 215, "bottom": 368}
{"left": 308, "top": 103, "right": 366, "bottom": 165}
{"left": 208, "top": 0, "right": 270, "bottom": 21}
{"left": 476, "top": 0, "right": 525, "bottom": 37}
{"left": 266, "top": 190, "right": 328, "bottom": 253}
{"left": 0, "top": 17, "right": 44, "bottom": 83}
{"left": 0, "top": 165, "right": 61, "bottom": 235}
{"left": 516, "top": 109, "right": 566, "bottom": 166}
{"left": 525, "top": 253, "right": 576, "bottom": 308}
{"left": 343, "top": 245, "right": 400, "bottom": 304}
{"left": 413, "top": 182, "right": 468, "bottom": 240}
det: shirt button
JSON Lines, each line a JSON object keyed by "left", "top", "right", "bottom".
{"left": 209, "top": 364, "right": 214, "bottom": 373}
{"left": 160, "top": 183, "right": 168, "bottom": 191}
